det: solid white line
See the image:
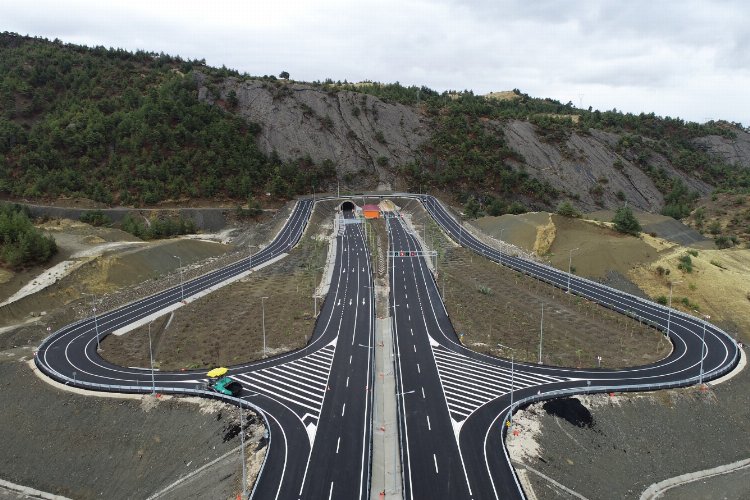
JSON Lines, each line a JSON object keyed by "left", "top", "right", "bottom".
{"left": 349, "top": 355, "right": 352, "bottom": 364}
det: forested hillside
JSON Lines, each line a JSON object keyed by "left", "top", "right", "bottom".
{"left": 0, "top": 33, "right": 334, "bottom": 206}
{"left": 2, "top": 32, "right": 750, "bottom": 218}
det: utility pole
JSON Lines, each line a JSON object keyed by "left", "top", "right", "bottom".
{"left": 261, "top": 296, "right": 268, "bottom": 358}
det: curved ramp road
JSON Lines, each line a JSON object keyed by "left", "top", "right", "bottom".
{"left": 386, "top": 194, "right": 740, "bottom": 499}
{"left": 35, "top": 201, "right": 375, "bottom": 500}
{"left": 33, "top": 191, "right": 741, "bottom": 500}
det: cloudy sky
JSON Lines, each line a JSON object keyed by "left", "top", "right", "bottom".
{"left": 3, "top": 0, "right": 749, "bottom": 124}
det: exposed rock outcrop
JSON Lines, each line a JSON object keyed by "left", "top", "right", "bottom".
{"left": 196, "top": 74, "right": 430, "bottom": 191}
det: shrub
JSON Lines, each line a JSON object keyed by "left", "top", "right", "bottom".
{"left": 687, "top": 249, "right": 698, "bottom": 257}
{"left": 677, "top": 254, "right": 693, "bottom": 273}
{"left": 556, "top": 201, "right": 581, "bottom": 218}
{"left": 656, "top": 295, "right": 668, "bottom": 305}
{"left": 715, "top": 235, "right": 734, "bottom": 249}
{"left": 80, "top": 210, "right": 111, "bottom": 227}
{"left": 612, "top": 206, "right": 641, "bottom": 236}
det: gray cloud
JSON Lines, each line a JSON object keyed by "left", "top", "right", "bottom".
{"left": 1, "top": 0, "right": 748, "bottom": 123}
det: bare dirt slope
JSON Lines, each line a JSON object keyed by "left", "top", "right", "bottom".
{"left": 400, "top": 201, "right": 670, "bottom": 368}
{"left": 101, "top": 201, "right": 339, "bottom": 370}
{"left": 509, "top": 362, "right": 750, "bottom": 500}
{"left": 0, "top": 352, "right": 261, "bottom": 500}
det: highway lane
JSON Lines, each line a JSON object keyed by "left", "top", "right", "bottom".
{"left": 379, "top": 195, "right": 739, "bottom": 499}
{"left": 407, "top": 194, "right": 740, "bottom": 499}
{"left": 388, "top": 213, "right": 474, "bottom": 498}
{"left": 34, "top": 201, "right": 375, "bottom": 500}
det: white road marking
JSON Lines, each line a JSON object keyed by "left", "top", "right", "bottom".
{"left": 328, "top": 482, "right": 334, "bottom": 500}
{"left": 417, "top": 363, "right": 421, "bottom": 373}
{"left": 341, "top": 403, "right": 346, "bottom": 416}
{"left": 413, "top": 345, "right": 416, "bottom": 353}
{"left": 346, "top": 376, "right": 349, "bottom": 387}
{"left": 434, "top": 454, "right": 439, "bottom": 474}
{"left": 422, "top": 387, "right": 426, "bottom": 398}
{"left": 336, "top": 437, "right": 341, "bottom": 453}
{"left": 427, "top": 415, "right": 431, "bottom": 430}
{"left": 349, "top": 355, "right": 352, "bottom": 364}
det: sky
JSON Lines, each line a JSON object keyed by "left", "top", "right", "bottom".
{"left": 3, "top": 0, "right": 749, "bottom": 124}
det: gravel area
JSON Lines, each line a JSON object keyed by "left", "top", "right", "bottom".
{"left": 509, "top": 358, "right": 750, "bottom": 499}
{"left": 0, "top": 354, "right": 264, "bottom": 499}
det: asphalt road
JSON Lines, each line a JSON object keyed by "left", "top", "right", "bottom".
{"left": 33, "top": 193, "right": 740, "bottom": 500}
{"left": 35, "top": 202, "right": 374, "bottom": 500}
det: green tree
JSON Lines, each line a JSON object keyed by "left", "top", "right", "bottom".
{"left": 464, "top": 197, "right": 481, "bottom": 219}
{"left": 279, "top": 71, "right": 290, "bottom": 80}
{"left": 612, "top": 206, "right": 641, "bottom": 236}
{"left": 556, "top": 201, "right": 581, "bottom": 218}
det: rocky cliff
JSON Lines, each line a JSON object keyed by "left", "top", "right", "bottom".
{"left": 196, "top": 74, "right": 750, "bottom": 213}
{"left": 196, "top": 74, "right": 430, "bottom": 191}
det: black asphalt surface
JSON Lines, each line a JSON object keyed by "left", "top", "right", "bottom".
{"left": 33, "top": 192, "right": 741, "bottom": 500}
{"left": 35, "top": 201, "right": 374, "bottom": 500}
{"left": 390, "top": 194, "right": 740, "bottom": 499}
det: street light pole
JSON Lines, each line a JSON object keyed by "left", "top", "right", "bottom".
{"left": 538, "top": 303, "right": 544, "bottom": 364}
{"left": 83, "top": 292, "right": 101, "bottom": 350}
{"left": 173, "top": 255, "right": 184, "bottom": 302}
{"left": 148, "top": 321, "right": 156, "bottom": 394}
{"left": 240, "top": 403, "right": 247, "bottom": 499}
{"left": 499, "top": 228, "right": 505, "bottom": 266}
{"left": 509, "top": 353, "right": 515, "bottom": 426}
{"left": 666, "top": 280, "right": 683, "bottom": 338}
{"left": 567, "top": 248, "right": 579, "bottom": 293}
{"left": 261, "top": 296, "right": 268, "bottom": 358}
{"left": 699, "top": 315, "right": 711, "bottom": 385}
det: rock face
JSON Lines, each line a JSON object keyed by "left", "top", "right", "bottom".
{"left": 693, "top": 128, "right": 750, "bottom": 168}
{"left": 503, "top": 120, "right": 712, "bottom": 211}
{"left": 196, "top": 74, "right": 430, "bottom": 191}
{"left": 195, "top": 73, "right": 750, "bottom": 212}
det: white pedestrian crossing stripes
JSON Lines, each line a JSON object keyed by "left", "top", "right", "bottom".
{"left": 233, "top": 341, "right": 336, "bottom": 427}
{"left": 431, "top": 345, "right": 567, "bottom": 422}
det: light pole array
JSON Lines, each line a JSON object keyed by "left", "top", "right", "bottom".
{"left": 261, "top": 296, "right": 268, "bottom": 358}
{"left": 173, "top": 255, "right": 184, "bottom": 302}
{"left": 567, "top": 248, "right": 579, "bottom": 293}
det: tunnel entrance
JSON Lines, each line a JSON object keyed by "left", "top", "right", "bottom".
{"left": 341, "top": 201, "right": 355, "bottom": 213}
